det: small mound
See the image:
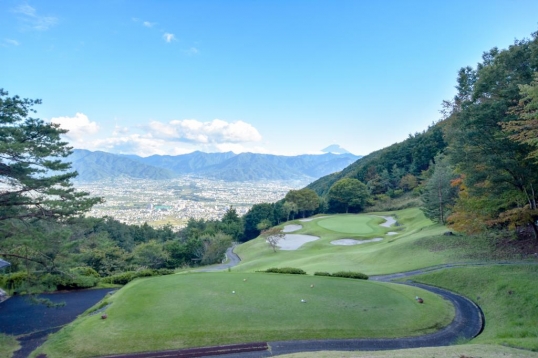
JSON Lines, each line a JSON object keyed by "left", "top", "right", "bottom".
{"left": 282, "top": 224, "right": 302, "bottom": 233}
{"left": 331, "top": 238, "right": 383, "bottom": 246}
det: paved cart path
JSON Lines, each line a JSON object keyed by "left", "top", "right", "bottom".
{"left": 0, "top": 288, "right": 113, "bottom": 358}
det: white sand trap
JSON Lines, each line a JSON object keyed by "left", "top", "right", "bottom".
{"left": 299, "top": 216, "right": 328, "bottom": 222}
{"left": 378, "top": 216, "right": 397, "bottom": 227}
{"left": 387, "top": 232, "right": 399, "bottom": 235}
{"left": 277, "top": 234, "right": 319, "bottom": 250}
{"left": 282, "top": 224, "right": 302, "bottom": 233}
{"left": 331, "top": 238, "right": 383, "bottom": 245}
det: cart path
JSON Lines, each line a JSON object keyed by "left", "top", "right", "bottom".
{"left": 0, "top": 288, "right": 113, "bottom": 358}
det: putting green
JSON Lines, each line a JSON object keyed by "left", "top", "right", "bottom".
{"left": 35, "top": 272, "right": 454, "bottom": 357}
{"left": 317, "top": 215, "right": 381, "bottom": 234}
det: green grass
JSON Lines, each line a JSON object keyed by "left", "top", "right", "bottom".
{"left": 0, "top": 333, "right": 20, "bottom": 358}
{"left": 235, "top": 208, "right": 471, "bottom": 275}
{"left": 316, "top": 215, "right": 386, "bottom": 235}
{"left": 33, "top": 272, "right": 454, "bottom": 358}
{"left": 406, "top": 264, "right": 538, "bottom": 351}
{"left": 274, "top": 344, "right": 538, "bottom": 358}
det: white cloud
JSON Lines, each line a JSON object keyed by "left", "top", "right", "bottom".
{"left": 4, "top": 39, "right": 19, "bottom": 46}
{"left": 147, "top": 119, "right": 262, "bottom": 144}
{"left": 143, "top": 21, "right": 155, "bottom": 28}
{"left": 51, "top": 113, "right": 100, "bottom": 141}
{"left": 163, "top": 33, "right": 175, "bottom": 43}
{"left": 112, "top": 125, "right": 129, "bottom": 136}
{"left": 185, "top": 47, "right": 199, "bottom": 55}
{"left": 49, "top": 114, "right": 265, "bottom": 156}
{"left": 13, "top": 4, "right": 57, "bottom": 31}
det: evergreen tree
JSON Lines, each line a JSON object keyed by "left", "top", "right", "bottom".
{"left": 421, "top": 155, "right": 458, "bottom": 224}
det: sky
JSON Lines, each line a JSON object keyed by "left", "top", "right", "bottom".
{"left": 2, "top": 1, "right": 538, "bottom": 157}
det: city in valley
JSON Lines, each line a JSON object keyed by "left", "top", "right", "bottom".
{"left": 76, "top": 176, "right": 309, "bottom": 230}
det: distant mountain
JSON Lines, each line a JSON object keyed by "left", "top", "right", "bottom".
{"left": 125, "top": 151, "right": 236, "bottom": 174}
{"left": 69, "top": 149, "right": 362, "bottom": 182}
{"left": 321, "top": 144, "right": 352, "bottom": 155}
{"left": 69, "top": 149, "right": 176, "bottom": 182}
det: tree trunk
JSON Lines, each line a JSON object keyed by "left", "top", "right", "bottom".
{"left": 531, "top": 221, "right": 538, "bottom": 241}
{"left": 438, "top": 182, "right": 444, "bottom": 224}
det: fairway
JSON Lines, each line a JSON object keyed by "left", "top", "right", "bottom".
{"left": 317, "top": 215, "right": 382, "bottom": 234}
{"left": 234, "top": 208, "right": 454, "bottom": 275}
{"left": 35, "top": 272, "right": 454, "bottom": 357}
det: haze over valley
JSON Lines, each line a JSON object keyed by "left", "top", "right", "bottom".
{"left": 79, "top": 177, "right": 306, "bottom": 229}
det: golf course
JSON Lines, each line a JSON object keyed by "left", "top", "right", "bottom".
{"left": 30, "top": 208, "right": 538, "bottom": 357}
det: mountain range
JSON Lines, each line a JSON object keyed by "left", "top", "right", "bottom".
{"left": 68, "top": 148, "right": 361, "bottom": 182}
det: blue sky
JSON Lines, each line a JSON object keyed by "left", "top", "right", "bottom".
{"left": 2, "top": 1, "right": 538, "bottom": 156}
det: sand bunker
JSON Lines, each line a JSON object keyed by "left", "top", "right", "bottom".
{"left": 379, "top": 216, "right": 397, "bottom": 227}
{"left": 276, "top": 234, "right": 319, "bottom": 250}
{"left": 282, "top": 224, "right": 302, "bottom": 233}
{"left": 387, "top": 232, "right": 399, "bottom": 235}
{"left": 331, "top": 238, "right": 383, "bottom": 246}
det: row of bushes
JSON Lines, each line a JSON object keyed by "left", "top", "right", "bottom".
{"left": 263, "top": 267, "right": 307, "bottom": 275}
{"left": 101, "top": 268, "right": 175, "bottom": 285}
{"left": 261, "top": 267, "right": 368, "bottom": 280}
{"left": 0, "top": 267, "right": 175, "bottom": 292}
{"left": 315, "top": 271, "right": 369, "bottom": 280}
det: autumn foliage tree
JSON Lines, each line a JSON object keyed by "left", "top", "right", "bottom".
{"left": 444, "top": 35, "right": 538, "bottom": 239}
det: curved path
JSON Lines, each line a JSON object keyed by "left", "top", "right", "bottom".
{"left": 98, "top": 250, "right": 486, "bottom": 358}
{"left": 194, "top": 245, "right": 242, "bottom": 272}
{"left": 0, "top": 288, "right": 113, "bottom": 358}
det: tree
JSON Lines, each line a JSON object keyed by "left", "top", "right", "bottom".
{"left": 262, "top": 226, "right": 284, "bottom": 252}
{"left": 220, "top": 206, "right": 244, "bottom": 240}
{"left": 200, "top": 232, "right": 232, "bottom": 265}
{"left": 0, "top": 89, "right": 101, "bottom": 222}
{"left": 444, "top": 35, "right": 538, "bottom": 238}
{"left": 0, "top": 89, "right": 102, "bottom": 296}
{"left": 421, "top": 155, "right": 458, "bottom": 224}
{"left": 282, "top": 201, "right": 298, "bottom": 221}
{"left": 133, "top": 240, "right": 169, "bottom": 269}
{"left": 284, "top": 189, "right": 319, "bottom": 218}
{"left": 399, "top": 174, "right": 418, "bottom": 192}
{"left": 502, "top": 73, "right": 538, "bottom": 162}
{"left": 328, "top": 178, "right": 370, "bottom": 213}
{"left": 242, "top": 203, "right": 275, "bottom": 241}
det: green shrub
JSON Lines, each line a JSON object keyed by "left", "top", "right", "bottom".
{"left": 42, "top": 272, "right": 100, "bottom": 290}
{"left": 101, "top": 269, "right": 174, "bottom": 285}
{"left": 314, "top": 271, "right": 332, "bottom": 276}
{"left": 3, "top": 271, "right": 28, "bottom": 290}
{"left": 331, "top": 271, "right": 369, "bottom": 280}
{"left": 70, "top": 267, "right": 100, "bottom": 278}
{"left": 101, "top": 271, "right": 135, "bottom": 285}
{"left": 264, "top": 267, "right": 306, "bottom": 275}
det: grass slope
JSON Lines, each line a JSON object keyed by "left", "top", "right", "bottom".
{"left": 0, "top": 334, "right": 20, "bottom": 358}
{"left": 407, "top": 264, "right": 538, "bottom": 351}
{"left": 34, "top": 272, "right": 453, "bottom": 358}
{"left": 235, "top": 208, "right": 463, "bottom": 275}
